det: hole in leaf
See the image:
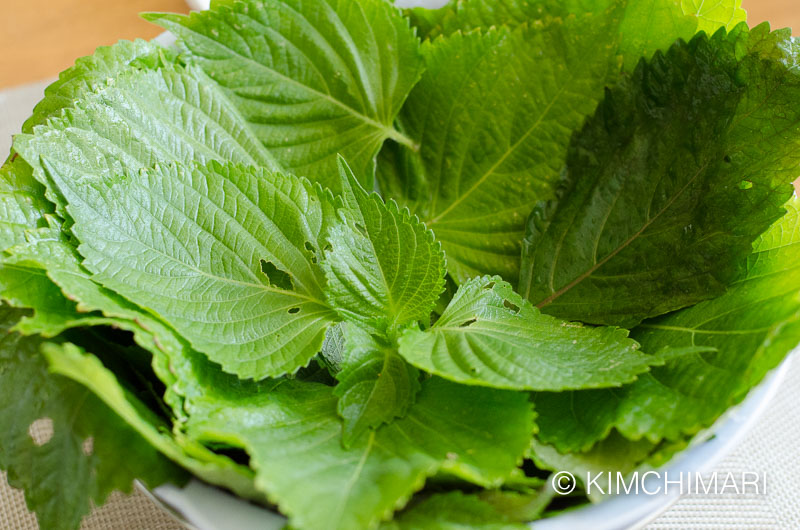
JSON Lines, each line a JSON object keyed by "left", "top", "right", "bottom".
{"left": 739, "top": 180, "right": 753, "bottom": 190}
{"left": 503, "top": 300, "right": 520, "bottom": 314}
{"left": 29, "top": 418, "right": 54, "bottom": 446}
{"left": 305, "top": 241, "right": 319, "bottom": 263}
{"left": 324, "top": 243, "right": 333, "bottom": 252}
{"left": 483, "top": 281, "right": 495, "bottom": 290}
{"left": 260, "top": 260, "right": 294, "bottom": 291}
{"left": 723, "top": 155, "right": 732, "bottom": 163}
{"left": 354, "top": 223, "right": 367, "bottom": 237}
{"left": 288, "top": 307, "right": 300, "bottom": 314}
{"left": 460, "top": 318, "right": 477, "bottom": 328}
{"left": 83, "top": 437, "right": 94, "bottom": 456}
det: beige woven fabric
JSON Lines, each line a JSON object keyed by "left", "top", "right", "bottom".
{"left": 2, "top": 77, "right": 799, "bottom": 530}
{"left": 1, "top": 419, "right": 182, "bottom": 529}
{"left": 646, "top": 353, "right": 800, "bottom": 529}
{"left": 0, "top": 473, "right": 36, "bottom": 530}
{"left": 0, "top": 79, "right": 52, "bottom": 156}
{"left": 0, "top": 473, "right": 182, "bottom": 529}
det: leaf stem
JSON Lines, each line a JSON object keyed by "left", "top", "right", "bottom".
{"left": 386, "top": 128, "right": 420, "bottom": 152}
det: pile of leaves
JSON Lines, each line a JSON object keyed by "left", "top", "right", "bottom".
{"left": 2, "top": 0, "right": 800, "bottom": 528}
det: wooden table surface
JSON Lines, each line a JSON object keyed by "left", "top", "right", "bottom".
{"left": 1, "top": 0, "right": 798, "bottom": 90}
{"left": 0, "top": 0, "right": 189, "bottom": 88}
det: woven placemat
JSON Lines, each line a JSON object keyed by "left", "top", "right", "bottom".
{"left": 0, "top": 475, "right": 182, "bottom": 530}
{"left": 645, "top": 353, "right": 800, "bottom": 529}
